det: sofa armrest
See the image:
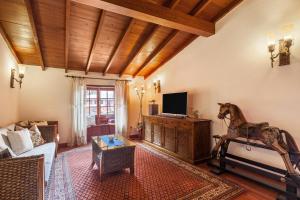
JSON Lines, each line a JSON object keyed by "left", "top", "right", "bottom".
{"left": 0, "top": 155, "right": 44, "bottom": 200}
{"left": 38, "top": 125, "right": 58, "bottom": 143}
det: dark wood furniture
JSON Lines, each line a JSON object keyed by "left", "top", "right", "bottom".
{"left": 91, "top": 135, "right": 136, "bottom": 181}
{"left": 95, "top": 115, "right": 109, "bottom": 125}
{"left": 87, "top": 123, "right": 115, "bottom": 143}
{"left": 210, "top": 135, "right": 300, "bottom": 199}
{"left": 143, "top": 115, "right": 211, "bottom": 164}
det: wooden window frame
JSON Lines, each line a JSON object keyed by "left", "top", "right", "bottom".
{"left": 86, "top": 85, "right": 115, "bottom": 118}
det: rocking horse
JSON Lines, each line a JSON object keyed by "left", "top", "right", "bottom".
{"left": 212, "top": 103, "right": 300, "bottom": 187}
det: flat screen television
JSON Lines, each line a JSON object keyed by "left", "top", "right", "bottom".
{"left": 162, "top": 92, "right": 187, "bottom": 115}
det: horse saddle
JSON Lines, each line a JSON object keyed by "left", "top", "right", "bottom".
{"left": 239, "top": 122, "right": 269, "bottom": 138}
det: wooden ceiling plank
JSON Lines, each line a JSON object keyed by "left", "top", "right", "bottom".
{"left": 133, "top": 30, "right": 178, "bottom": 77}
{"left": 65, "top": 0, "right": 71, "bottom": 73}
{"left": 24, "top": 0, "right": 45, "bottom": 70}
{"left": 71, "top": 0, "right": 214, "bottom": 36}
{"left": 212, "top": 0, "right": 243, "bottom": 22}
{"left": 0, "top": 23, "right": 21, "bottom": 64}
{"left": 144, "top": 35, "right": 197, "bottom": 78}
{"left": 102, "top": 18, "right": 134, "bottom": 75}
{"left": 119, "top": 24, "right": 158, "bottom": 77}
{"left": 119, "top": 0, "right": 180, "bottom": 77}
{"left": 190, "top": 0, "right": 212, "bottom": 16}
{"left": 85, "top": 10, "right": 106, "bottom": 74}
{"left": 134, "top": 0, "right": 210, "bottom": 77}
{"left": 167, "top": 0, "right": 181, "bottom": 9}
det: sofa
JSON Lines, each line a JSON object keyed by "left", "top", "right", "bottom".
{"left": 0, "top": 121, "right": 58, "bottom": 200}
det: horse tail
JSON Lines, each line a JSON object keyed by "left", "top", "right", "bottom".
{"left": 280, "top": 129, "right": 300, "bottom": 170}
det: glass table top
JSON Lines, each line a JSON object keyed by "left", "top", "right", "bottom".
{"left": 92, "top": 134, "right": 135, "bottom": 150}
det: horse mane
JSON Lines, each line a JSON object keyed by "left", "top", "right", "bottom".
{"left": 231, "top": 104, "right": 247, "bottom": 123}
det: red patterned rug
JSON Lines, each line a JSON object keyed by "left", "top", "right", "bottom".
{"left": 47, "top": 144, "right": 243, "bottom": 200}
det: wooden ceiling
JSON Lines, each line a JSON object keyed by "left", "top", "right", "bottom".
{"left": 0, "top": 0, "right": 242, "bottom": 78}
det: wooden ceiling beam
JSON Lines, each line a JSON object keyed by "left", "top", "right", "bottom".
{"left": 133, "top": 30, "right": 177, "bottom": 77}
{"left": 0, "top": 23, "right": 21, "bottom": 64}
{"left": 85, "top": 10, "right": 106, "bottom": 74}
{"left": 71, "top": 0, "right": 214, "bottom": 36}
{"left": 134, "top": 0, "right": 210, "bottom": 77}
{"left": 119, "top": 24, "right": 158, "bottom": 77}
{"left": 141, "top": 0, "right": 243, "bottom": 78}
{"left": 144, "top": 35, "right": 197, "bottom": 78}
{"left": 102, "top": 18, "right": 134, "bottom": 75}
{"left": 24, "top": 0, "right": 45, "bottom": 70}
{"left": 65, "top": 0, "right": 71, "bottom": 73}
{"left": 119, "top": 0, "right": 180, "bottom": 77}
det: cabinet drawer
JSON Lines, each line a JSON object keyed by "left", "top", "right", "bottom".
{"left": 179, "top": 121, "right": 193, "bottom": 129}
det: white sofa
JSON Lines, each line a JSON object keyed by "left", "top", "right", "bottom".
{"left": 0, "top": 122, "right": 58, "bottom": 183}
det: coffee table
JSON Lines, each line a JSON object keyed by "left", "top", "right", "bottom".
{"left": 91, "top": 135, "right": 136, "bottom": 181}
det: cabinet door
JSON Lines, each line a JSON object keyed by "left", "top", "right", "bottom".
{"left": 144, "top": 120, "right": 152, "bottom": 142}
{"left": 177, "top": 128, "right": 192, "bottom": 159}
{"left": 164, "top": 126, "right": 176, "bottom": 152}
{"left": 153, "top": 123, "right": 162, "bottom": 146}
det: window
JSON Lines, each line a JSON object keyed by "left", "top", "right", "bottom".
{"left": 85, "top": 86, "right": 115, "bottom": 125}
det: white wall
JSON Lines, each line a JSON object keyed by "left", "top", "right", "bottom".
{"left": 0, "top": 35, "right": 19, "bottom": 126}
{"left": 19, "top": 67, "right": 115, "bottom": 144}
{"left": 137, "top": 0, "right": 300, "bottom": 169}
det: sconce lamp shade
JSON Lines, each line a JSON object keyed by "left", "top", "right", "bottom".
{"left": 10, "top": 65, "right": 26, "bottom": 88}
{"left": 267, "top": 37, "right": 293, "bottom": 68}
{"left": 18, "top": 64, "right": 26, "bottom": 75}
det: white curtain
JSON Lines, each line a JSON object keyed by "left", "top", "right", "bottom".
{"left": 71, "top": 78, "right": 87, "bottom": 146}
{"left": 115, "top": 80, "right": 128, "bottom": 137}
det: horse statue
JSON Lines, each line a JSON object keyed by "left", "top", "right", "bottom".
{"left": 212, "top": 103, "right": 300, "bottom": 186}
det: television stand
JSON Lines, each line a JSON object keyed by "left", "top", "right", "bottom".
{"left": 143, "top": 115, "right": 211, "bottom": 164}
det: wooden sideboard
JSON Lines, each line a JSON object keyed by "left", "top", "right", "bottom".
{"left": 143, "top": 115, "right": 211, "bottom": 164}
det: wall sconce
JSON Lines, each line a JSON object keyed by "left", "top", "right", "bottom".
{"left": 10, "top": 65, "right": 25, "bottom": 88}
{"left": 268, "top": 37, "right": 293, "bottom": 68}
{"left": 153, "top": 80, "right": 161, "bottom": 93}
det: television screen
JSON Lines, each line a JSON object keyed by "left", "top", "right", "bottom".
{"left": 162, "top": 92, "right": 187, "bottom": 115}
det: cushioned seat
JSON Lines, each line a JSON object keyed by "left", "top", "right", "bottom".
{"left": 18, "top": 142, "right": 56, "bottom": 183}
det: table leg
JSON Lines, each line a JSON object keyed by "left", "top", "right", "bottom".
{"left": 130, "top": 166, "right": 134, "bottom": 174}
{"left": 90, "top": 161, "right": 95, "bottom": 169}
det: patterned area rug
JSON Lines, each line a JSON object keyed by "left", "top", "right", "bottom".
{"left": 46, "top": 144, "right": 244, "bottom": 200}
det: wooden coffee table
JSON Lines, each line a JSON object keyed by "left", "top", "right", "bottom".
{"left": 91, "top": 135, "right": 136, "bottom": 181}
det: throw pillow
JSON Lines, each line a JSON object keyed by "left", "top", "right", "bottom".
{"left": 19, "top": 120, "right": 29, "bottom": 126}
{"left": 30, "top": 121, "right": 48, "bottom": 126}
{"left": 16, "top": 125, "right": 45, "bottom": 147}
{"left": 7, "top": 129, "right": 34, "bottom": 155}
{"left": 29, "top": 125, "right": 45, "bottom": 147}
{"left": 0, "top": 132, "right": 16, "bottom": 157}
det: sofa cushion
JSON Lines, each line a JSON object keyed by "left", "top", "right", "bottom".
{"left": 18, "top": 120, "right": 29, "bottom": 126}
{"left": 5, "top": 124, "right": 15, "bottom": 131}
{"left": 0, "top": 129, "right": 16, "bottom": 157}
{"left": 16, "top": 125, "right": 45, "bottom": 147}
{"left": 18, "top": 142, "right": 56, "bottom": 183}
{"left": 7, "top": 129, "right": 34, "bottom": 155}
{"left": 29, "top": 125, "right": 45, "bottom": 147}
{"left": 30, "top": 121, "right": 48, "bottom": 126}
